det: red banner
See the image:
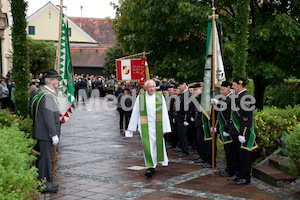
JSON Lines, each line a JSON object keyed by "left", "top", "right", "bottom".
{"left": 116, "top": 57, "right": 146, "bottom": 84}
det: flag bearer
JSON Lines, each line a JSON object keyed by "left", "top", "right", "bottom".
{"left": 31, "top": 69, "right": 60, "bottom": 193}
{"left": 230, "top": 77, "right": 257, "bottom": 185}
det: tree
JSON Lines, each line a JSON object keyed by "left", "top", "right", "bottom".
{"left": 112, "top": 0, "right": 212, "bottom": 81}
{"left": 10, "top": 0, "right": 31, "bottom": 117}
{"left": 28, "top": 37, "right": 56, "bottom": 76}
{"left": 232, "top": 0, "right": 250, "bottom": 77}
{"left": 112, "top": 0, "right": 300, "bottom": 109}
{"left": 246, "top": 0, "right": 300, "bottom": 110}
{"left": 103, "top": 42, "right": 128, "bottom": 76}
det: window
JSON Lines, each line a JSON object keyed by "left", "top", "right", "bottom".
{"left": 28, "top": 26, "right": 35, "bottom": 35}
{"left": 68, "top": 28, "right": 71, "bottom": 37}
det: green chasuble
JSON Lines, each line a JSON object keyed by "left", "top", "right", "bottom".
{"left": 139, "top": 92, "right": 164, "bottom": 167}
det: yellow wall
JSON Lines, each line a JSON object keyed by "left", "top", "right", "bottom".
{"left": 2, "top": 0, "right": 12, "bottom": 76}
{"left": 27, "top": 7, "right": 93, "bottom": 43}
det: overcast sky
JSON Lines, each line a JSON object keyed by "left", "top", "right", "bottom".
{"left": 26, "top": 0, "right": 119, "bottom": 18}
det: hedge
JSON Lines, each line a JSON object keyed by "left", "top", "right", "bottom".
{"left": 0, "top": 109, "right": 42, "bottom": 199}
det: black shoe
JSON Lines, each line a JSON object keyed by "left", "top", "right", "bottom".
{"left": 174, "top": 147, "right": 182, "bottom": 153}
{"left": 42, "top": 182, "right": 58, "bottom": 193}
{"left": 227, "top": 175, "right": 239, "bottom": 181}
{"left": 145, "top": 168, "right": 155, "bottom": 178}
{"left": 177, "top": 153, "right": 189, "bottom": 158}
{"left": 236, "top": 178, "right": 250, "bottom": 185}
{"left": 203, "top": 163, "right": 212, "bottom": 168}
{"left": 194, "top": 158, "right": 205, "bottom": 163}
{"left": 219, "top": 170, "right": 231, "bottom": 177}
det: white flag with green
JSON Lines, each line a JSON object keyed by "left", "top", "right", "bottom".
{"left": 58, "top": 13, "right": 75, "bottom": 123}
{"left": 200, "top": 22, "right": 226, "bottom": 120}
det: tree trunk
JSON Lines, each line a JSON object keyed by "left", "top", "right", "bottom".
{"left": 253, "top": 77, "right": 268, "bottom": 111}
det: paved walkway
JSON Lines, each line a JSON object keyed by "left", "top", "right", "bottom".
{"left": 40, "top": 97, "right": 298, "bottom": 200}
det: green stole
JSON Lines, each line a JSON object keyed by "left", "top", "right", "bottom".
{"left": 231, "top": 111, "right": 258, "bottom": 151}
{"left": 139, "top": 92, "right": 164, "bottom": 167}
{"left": 31, "top": 90, "right": 59, "bottom": 122}
{"left": 217, "top": 111, "right": 233, "bottom": 144}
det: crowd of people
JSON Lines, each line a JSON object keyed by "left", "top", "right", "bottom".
{"left": 1, "top": 69, "right": 256, "bottom": 192}
{"left": 0, "top": 72, "right": 15, "bottom": 112}
{"left": 115, "top": 77, "right": 256, "bottom": 185}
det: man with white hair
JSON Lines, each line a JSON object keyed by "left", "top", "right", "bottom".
{"left": 127, "top": 79, "right": 171, "bottom": 178}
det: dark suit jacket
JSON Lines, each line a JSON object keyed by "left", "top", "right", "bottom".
{"left": 175, "top": 90, "right": 191, "bottom": 121}
{"left": 232, "top": 90, "right": 254, "bottom": 136}
{"left": 32, "top": 88, "right": 61, "bottom": 141}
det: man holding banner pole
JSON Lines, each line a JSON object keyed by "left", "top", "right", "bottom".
{"left": 126, "top": 79, "right": 171, "bottom": 178}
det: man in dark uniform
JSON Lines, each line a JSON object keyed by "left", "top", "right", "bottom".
{"left": 31, "top": 69, "right": 61, "bottom": 193}
{"left": 229, "top": 77, "right": 257, "bottom": 185}
{"left": 193, "top": 84, "right": 206, "bottom": 164}
{"left": 187, "top": 85, "right": 196, "bottom": 151}
{"left": 168, "top": 85, "right": 180, "bottom": 151}
{"left": 175, "top": 82, "right": 191, "bottom": 157}
{"left": 211, "top": 81, "right": 235, "bottom": 177}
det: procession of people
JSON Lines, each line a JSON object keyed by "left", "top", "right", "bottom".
{"left": 0, "top": 68, "right": 257, "bottom": 194}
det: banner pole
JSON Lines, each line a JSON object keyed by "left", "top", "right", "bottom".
{"left": 211, "top": 0, "right": 216, "bottom": 171}
{"left": 53, "top": 0, "right": 64, "bottom": 182}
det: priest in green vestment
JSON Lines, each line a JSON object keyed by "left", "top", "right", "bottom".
{"left": 127, "top": 79, "right": 171, "bottom": 177}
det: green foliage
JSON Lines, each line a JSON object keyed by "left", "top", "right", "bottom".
{"left": 28, "top": 37, "right": 56, "bottom": 76}
{"left": 10, "top": 0, "right": 31, "bottom": 117}
{"left": 0, "top": 125, "right": 41, "bottom": 199}
{"left": 112, "top": 0, "right": 300, "bottom": 109}
{"left": 253, "top": 105, "right": 300, "bottom": 162}
{"left": 232, "top": 0, "right": 249, "bottom": 78}
{"left": 264, "top": 81, "right": 300, "bottom": 108}
{"left": 104, "top": 42, "right": 128, "bottom": 76}
{"left": 246, "top": 79, "right": 254, "bottom": 96}
{"left": 0, "top": 109, "right": 33, "bottom": 136}
{"left": 112, "top": 0, "right": 210, "bottom": 81}
{"left": 283, "top": 124, "right": 300, "bottom": 178}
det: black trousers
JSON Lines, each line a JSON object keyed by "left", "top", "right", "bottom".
{"left": 204, "top": 136, "right": 217, "bottom": 165}
{"left": 119, "top": 109, "right": 130, "bottom": 130}
{"left": 195, "top": 126, "right": 206, "bottom": 160}
{"left": 224, "top": 142, "right": 235, "bottom": 176}
{"left": 187, "top": 122, "right": 196, "bottom": 148}
{"left": 37, "top": 140, "right": 54, "bottom": 182}
{"left": 176, "top": 119, "right": 189, "bottom": 154}
{"left": 232, "top": 135, "right": 252, "bottom": 181}
{"left": 170, "top": 122, "right": 179, "bottom": 148}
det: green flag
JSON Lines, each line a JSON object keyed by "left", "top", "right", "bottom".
{"left": 201, "top": 23, "right": 213, "bottom": 120}
{"left": 58, "top": 13, "right": 75, "bottom": 123}
{"left": 200, "top": 22, "right": 226, "bottom": 120}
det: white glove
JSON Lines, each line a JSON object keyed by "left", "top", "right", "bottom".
{"left": 210, "top": 127, "right": 217, "bottom": 132}
{"left": 191, "top": 117, "right": 195, "bottom": 122}
{"left": 223, "top": 131, "right": 230, "bottom": 137}
{"left": 173, "top": 118, "right": 175, "bottom": 123}
{"left": 238, "top": 135, "right": 246, "bottom": 143}
{"left": 183, "top": 121, "right": 189, "bottom": 126}
{"left": 211, "top": 98, "right": 219, "bottom": 105}
{"left": 52, "top": 135, "right": 59, "bottom": 145}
